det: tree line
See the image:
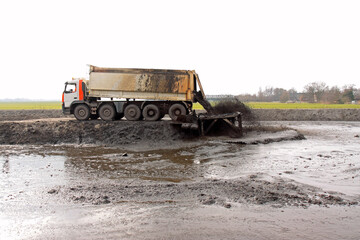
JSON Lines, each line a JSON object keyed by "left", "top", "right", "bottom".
{"left": 237, "top": 82, "right": 360, "bottom": 103}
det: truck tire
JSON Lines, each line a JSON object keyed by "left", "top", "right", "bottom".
{"left": 168, "top": 103, "right": 186, "bottom": 121}
{"left": 99, "top": 103, "right": 116, "bottom": 121}
{"left": 124, "top": 104, "right": 141, "bottom": 121}
{"left": 74, "top": 104, "right": 90, "bottom": 121}
{"left": 143, "top": 104, "right": 160, "bottom": 121}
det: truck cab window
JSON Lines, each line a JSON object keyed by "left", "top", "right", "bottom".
{"left": 65, "top": 83, "right": 76, "bottom": 93}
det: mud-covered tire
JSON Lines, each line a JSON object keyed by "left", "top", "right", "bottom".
{"left": 168, "top": 103, "right": 186, "bottom": 121}
{"left": 99, "top": 103, "right": 116, "bottom": 121}
{"left": 74, "top": 104, "right": 90, "bottom": 121}
{"left": 143, "top": 104, "right": 160, "bottom": 121}
{"left": 90, "top": 114, "right": 99, "bottom": 120}
{"left": 124, "top": 104, "right": 142, "bottom": 121}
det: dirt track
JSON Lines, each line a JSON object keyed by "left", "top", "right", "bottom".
{"left": 1, "top": 110, "right": 360, "bottom": 239}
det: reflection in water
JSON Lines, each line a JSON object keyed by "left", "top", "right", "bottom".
{"left": 0, "top": 147, "right": 67, "bottom": 199}
{"left": 62, "top": 146, "right": 202, "bottom": 183}
{"left": 0, "top": 144, "right": 244, "bottom": 187}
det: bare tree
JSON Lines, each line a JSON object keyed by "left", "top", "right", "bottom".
{"left": 303, "top": 82, "right": 328, "bottom": 103}
{"left": 322, "top": 86, "right": 341, "bottom": 103}
{"left": 288, "top": 88, "right": 298, "bottom": 102}
{"left": 264, "top": 86, "right": 274, "bottom": 101}
{"left": 354, "top": 88, "right": 360, "bottom": 101}
{"left": 280, "top": 91, "right": 290, "bottom": 103}
{"left": 257, "top": 87, "right": 264, "bottom": 102}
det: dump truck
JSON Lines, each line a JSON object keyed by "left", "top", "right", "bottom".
{"left": 62, "top": 65, "right": 242, "bottom": 136}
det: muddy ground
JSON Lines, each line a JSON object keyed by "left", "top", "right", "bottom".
{"left": 1, "top": 108, "right": 360, "bottom": 121}
{"left": 0, "top": 110, "right": 360, "bottom": 239}
{"left": 0, "top": 110, "right": 303, "bottom": 147}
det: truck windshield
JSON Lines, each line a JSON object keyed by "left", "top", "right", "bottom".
{"left": 65, "top": 83, "right": 76, "bottom": 93}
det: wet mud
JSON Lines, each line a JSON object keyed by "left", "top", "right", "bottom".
{"left": 0, "top": 110, "right": 301, "bottom": 146}
{"left": 1, "top": 111, "right": 360, "bottom": 239}
{"left": 57, "top": 175, "right": 355, "bottom": 207}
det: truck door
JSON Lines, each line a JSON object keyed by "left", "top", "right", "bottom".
{"left": 63, "top": 82, "right": 78, "bottom": 108}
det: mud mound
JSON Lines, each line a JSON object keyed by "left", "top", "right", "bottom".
{"left": 53, "top": 176, "right": 358, "bottom": 208}
{"left": 0, "top": 120, "right": 194, "bottom": 146}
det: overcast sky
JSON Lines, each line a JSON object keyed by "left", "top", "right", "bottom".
{"left": 0, "top": 0, "right": 359, "bottom": 100}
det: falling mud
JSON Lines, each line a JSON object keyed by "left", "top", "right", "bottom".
{"left": 212, "top": 99, "right": 255, "bottom": 122}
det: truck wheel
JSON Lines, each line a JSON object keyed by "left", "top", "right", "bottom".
{"left": 99, "top": 103, "right": 116, "bottom": 121}
{"left": 143, "top": 104, "right": 160, "bottom": 121}
{"left": 168, "top": 103, "right": 186, "bottom": 121}
{"left": 124, "top": 104, "right": 141, "bottom": 121}
{"left": 74, "top": 104, "right": 90, "bottom": 121}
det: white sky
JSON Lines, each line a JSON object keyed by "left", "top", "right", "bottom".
{"left": 0, "top": 0, "right": 359, "bottom": 100}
